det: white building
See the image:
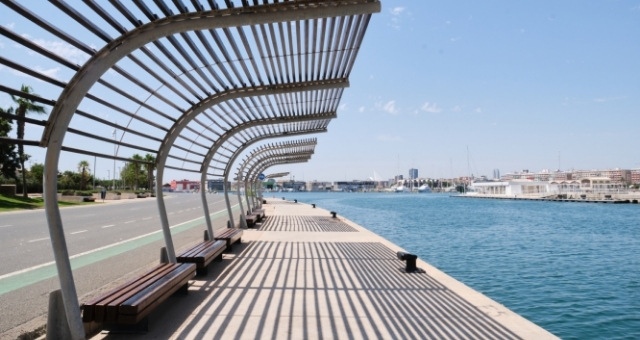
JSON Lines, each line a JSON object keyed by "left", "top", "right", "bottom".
{"left": 471, "top": 180, "right": 549, "bottom": 197}
{"left": 471, "top": 177, "right": 626, "bottom": 198}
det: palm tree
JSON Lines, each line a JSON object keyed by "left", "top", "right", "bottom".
{"left": 144, "top": 153, "right": 156, "bottom": 193}
{"left": 131, "top": 154, "right": 144, "bottom": 190}
{"left": 0, "top": 107, "right": 20, "bottom": 182}
{"left": 12, "top": 85, "right": 46, "bottom": 197}
{"left": 77, "top": 160, "right": 90, "bottom": 190}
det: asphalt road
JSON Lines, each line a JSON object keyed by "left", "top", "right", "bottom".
{"left": 0, "top": 192, "right": 240, "bottom": 337}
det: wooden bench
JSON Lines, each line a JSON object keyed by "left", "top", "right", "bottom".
{"left": 82, "top": 263, "right": 196, "bottom": 326}
{"left": 252, "top": 209, "right": 266, "bottom": 222}
{"left": 214, "top": 228, "right": 243, "bottom": 251}
{"left": 245, "top": 214, "right": 258, "bottom": 228}
{"left": 176, "top": 240, "right": 226, "bottom": 275}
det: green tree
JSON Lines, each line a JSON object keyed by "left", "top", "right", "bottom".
{"left": 12, "top": 85, "right": 46, "bottom": 197}
{"left": 58, "top": 170, "right": 80, "bottom": 190}
{"left": 121, "top": 159, "right": 145, "bottom": 191}
{"left": 0, "top": 108, "right": 20, "bottom": 181}
{"left": 144, "top": 153, "right": 156, "bottom": 192}
{"left": 77, "top": 160, "right": 90, "bottom": 190}
{"left": 130, "top": 154, "right": 144, "bottom": 190}
{"left": 29, "top": 162, "right": 44, "bottom": 193}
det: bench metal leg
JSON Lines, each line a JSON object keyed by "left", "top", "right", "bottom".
{"left": 196, "top": 266, "right": 208, "bottom": 276}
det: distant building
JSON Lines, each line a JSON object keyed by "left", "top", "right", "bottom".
{"left": 409, "top": 168, "right": 418, "bottom": 180}
{"left": 308, "top": 181, "right": 333, "bottom": 191}
{"left": 505, "top": 168, "right": 631, "bottom": 185}
{"left": 631, "top": 169, "right": 640, "bottom": 185}
{"left": 493, "top": 169, "right": 500, "bottom": 180}
{"left": 472, "top": 180, "right": 549, "bottom": 196}
{"left": 335, "top": 180, "right": 375, "bottom": 192}
{"left": 172, "top": 179, "right": 200, "bottom": 192}
{"left": 207, "top": 179, "right": 226, "bottom": 192}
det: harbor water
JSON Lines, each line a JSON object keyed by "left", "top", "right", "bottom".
{"left": 274, "top": 192, "right": 640, "bottom": 340}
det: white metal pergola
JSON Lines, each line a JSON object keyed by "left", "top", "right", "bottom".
{"left": 0, "top": 1, "right": 380, "bottom": 338}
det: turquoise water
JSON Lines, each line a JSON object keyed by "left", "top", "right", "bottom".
{"left": 274, "top": 192, "right": 640, "bottom": 340}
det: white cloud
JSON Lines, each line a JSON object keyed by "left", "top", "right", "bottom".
{"left": 36, "top": 66, "right": 61, "bottom": 79}
{"left": 420, "top": 102, "right": 442, "bottom": 113}
{"left": 358, "top": 106, "right": 365, "bottom": 113}
{"left": 380, "top": 100, "right": 399, "bottom": 115}
{"left": 451, "top": 105, "right": 462, "bottom": 112}
{"left": 389, "top": 6, "right": 406, "bottom": 30}
{"left": 26, "top": 36, "right": 88, "bottom": 64}
{"left": 594, "top": 96, "right": 626, "bottom": 103}
{"left": 391, "top": 7, "right": 405, "bottom": 16}
{"left": 11, "top": 66, "right": 61, "bottom": 81}
{"left": 377, "top": 134, "right": 402, "bottom": 142}
{"left": 474, "top": 107, "right": 483, "bottom": 113}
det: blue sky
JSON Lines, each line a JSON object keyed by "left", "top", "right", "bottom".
{"left": 1, "top": 1, "right": 639, "bottom": 182}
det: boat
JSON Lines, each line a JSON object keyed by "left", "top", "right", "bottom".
{"left": 394, "top": 185, "right": 407, "bottom": 193}
{"left": 417, "top": 184, "right": 431, "bottom": 193}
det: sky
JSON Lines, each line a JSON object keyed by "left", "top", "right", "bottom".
{"left": 1, "top": 1, "right": 639, "bottom": 183}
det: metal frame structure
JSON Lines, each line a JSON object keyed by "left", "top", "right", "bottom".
{"left": 0, "top": 1, "right": 380, "bottom": 338}
{"left": 235, "top": 138, "right": 317, "bottom": 223}
{"left": 245, "top": 153, "right": 313, "bottom": 205}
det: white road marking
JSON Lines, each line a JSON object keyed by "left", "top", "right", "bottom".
{"left": 0, "top": 204, "right": 239, "bottom": 282}
{"left": 70, "top": 230, "right": 88, "bottom": 235}
{"left": 101, "top": 225, "right": 116, "bottom": 229}
{"left": 124, "top": 220, "right": 136, "bottom": 224}
{"left": 28, "top": 237, "right": 50, "bottom": 243}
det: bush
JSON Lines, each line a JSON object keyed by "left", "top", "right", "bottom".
{"left": 60, "top": 190, "right": 75, "bottom": 196}
{"left": 76, "top": 191, "right": 93, "bottom": 197}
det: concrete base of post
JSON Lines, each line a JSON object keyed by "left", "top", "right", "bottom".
{"left": 160, "top": 247, "right": 169, "bottom": 263}
{"left": 46, "top": 290, "right": 73, "bottom": 340}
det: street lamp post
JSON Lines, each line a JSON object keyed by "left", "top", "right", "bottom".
{"left": 93, "top": 156, "right": 96, "bottom": 189}
{"left": 112, "top": 128, "right": 116, "bottom": 190}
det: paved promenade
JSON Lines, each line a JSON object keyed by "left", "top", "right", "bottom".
{"left": 91, "top": 198, "right": 557, "bottom": 339}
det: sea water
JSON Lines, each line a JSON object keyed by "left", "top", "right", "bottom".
{"left": 273, "top": 192, "right": 640, "bottom": 340}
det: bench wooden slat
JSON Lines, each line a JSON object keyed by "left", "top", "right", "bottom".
{"left": 178, "top": 241, "right": 223, "bottom": 260}
{"left": 103, "top": 264, "right": 181, "bottom": 323}
{"left": 83, "top": 264, "right": 173, "bottom": 322}
{"left": 118, "top": 264, "right": 195, "bottom": 323}
{"left": 90, "top": 264, "right": 176, "bottom": 323}
{"left": 214, "top": 228, "right": 243, "bottom": 250}
{"left": 82, "top": 263, "right": 196, "bottom": 325}
{"left": 177, "top": 240, "right": 226, "bottom": 275}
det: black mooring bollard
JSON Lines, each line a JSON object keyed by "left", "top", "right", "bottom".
{"left": 330, "top": 211, "right": 337, "bottom": 218}
{"left": 397, "top": 251, "right": 418, "bottom": 272}
{"left": 312, "top": 204, "right": 316, "bottom": 208}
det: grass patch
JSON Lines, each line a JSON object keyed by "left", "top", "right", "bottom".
{"left": 0, "top": 195, "right": 44, "bottom": 211}
{"left": 0, "top": 195, "right": 87, "bottom": 212}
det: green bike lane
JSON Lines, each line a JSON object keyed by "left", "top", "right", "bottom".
{"left": 0, "top": 204, "right": 240, "bottom": 296}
